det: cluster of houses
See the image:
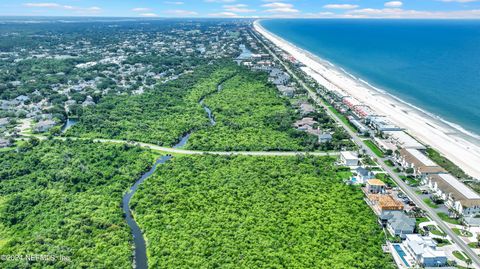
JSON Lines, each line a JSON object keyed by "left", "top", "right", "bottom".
{"left": 1, "top": 21, "right": 252, "bottom": 139}
{"left": 338, "top": 151, "right": 448, "bottom": 267}
{"left": 319, "top": 72, "right": 480, "bottom": 220}
{"left": 237, "top": 37, "right": 337, "bottom": 145}
{"left": 292, "top": 117, "right": 333, "bottom": 143}
{"left": 365, "top": 178, "right": 449, "bottom": 267}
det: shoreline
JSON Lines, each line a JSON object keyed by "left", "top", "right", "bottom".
{"left": 253, "top": 20, "right": 480, "bottom": 179}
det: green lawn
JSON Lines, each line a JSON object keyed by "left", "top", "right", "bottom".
{"left": 384, "top": 159, "right": 395, "bottom": 167}
{"left": 363, "top": 140, "right": 385, "bottom": 158}
{"left": 468, "top": 242, "right": 480, "bottom": 248}
{"left": 433, "top": 237, "right": 451, "bottom": 247}
{"left": 326, "top": 105, "right": 357, "bottom": 132}
{"left": 426, "top": 225, "right": 446, "bottom": 236}
{"left": 453, "top": 250, "right": 471, "bottom": 263}
{"left": 423, "top": 198, "right": 439, "bottom": 209}
{"left": 416, "top": 217, "right": 429, "bottom": 226}
{"left": 437, "top": 212, "right": 461, "bottom": 225}
{"left": 453, "top": 228, "right": 473, "bottom": 237}
{"left": 376, "top": 173, "right": 397, "bottom": 187}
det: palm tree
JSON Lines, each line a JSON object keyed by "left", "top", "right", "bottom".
{"left": 466, "top": 258, "right": 472, "bottom": 268}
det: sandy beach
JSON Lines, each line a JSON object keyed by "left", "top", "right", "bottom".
{"left": 254, "top": 20, "right": 480, "bottom": 179}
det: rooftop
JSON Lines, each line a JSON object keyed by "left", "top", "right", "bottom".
{"left": 430, "top": 173, "right": 480, "bottom": 206}
{"left": 367, "top": 179, "right": 386, "bottom": 186}
{"left": 368, "top": 194, "right": 404, "bottom": 210}
{"left": 405, "top": 148, "right": 436, "bottom": 166}
{"left": 340, "top": 151, "right": 358, "bottom": 160}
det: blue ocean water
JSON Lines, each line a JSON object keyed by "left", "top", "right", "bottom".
{"left": 260, "top": 19, "right": 480, "bottom": 136}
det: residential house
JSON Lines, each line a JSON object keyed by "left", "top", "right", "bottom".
{"left": 351, "top": 167, "right": 374, "bottom": 184}
{"left": 374, "top": 137, "right": 397, "bottom": 153}
{"left": 380, "top": 211, "right": 415, "bottom": 239}
{"left": 340, "top": 151, "right": 359, "bottom": 167}
{"left": 368, "top": 193, "right": 404, "bottom": 215}
{"left": 366, "top": 179, "right": 387, "bottom": 194}
{"left": 347, "top": 116, "right": 369, "bottom": 134}
{"left": 318, "top": 133, "right": 332, "bottom": 144}
{"left": 15, "top": 95, "right": 30, "bottom": 104}
{"left": 403, "top": 234, "right": 447, "bottom": 267}
{"left": 425, "top": 173, "right": 480, "bottom": 216}
{"left": 384, "top": 131, "right": 426, "bottom": 150}
{"left": 299, "top": 102, "right": 315, "bottom": 115}
{"left": 272, "top": 74, "right": 290, "bottom": 85}
{"left": 0, "top": 117, "right": 9, "bottom": 128}
{"left": 276, "top": 85, "right": 295, "bottom": 97}
{"left": 82, "top": 96, "right": 95, "bottom": 107}
{"left": 294, "top": 117, "right": 317, "bottom": 131}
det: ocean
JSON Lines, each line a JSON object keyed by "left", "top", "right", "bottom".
{"left": 260, "top": 19, "right": 480, "bottom": 136}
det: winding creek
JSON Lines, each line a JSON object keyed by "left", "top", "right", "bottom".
{"left": 199, "top": 84, "right": 222, "bottom": 126}
{"left": 60, "top": 118, "right": 78, "bottom": 133}
{"left": 122, "top": 85, "right": 219, "bottom": 269}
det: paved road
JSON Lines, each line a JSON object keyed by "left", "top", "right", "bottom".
{"left": 18, "top": 134, "right": 338, "bottom": 157}
{"left": 251, "top": 28, "right": 480, "bottom": 268}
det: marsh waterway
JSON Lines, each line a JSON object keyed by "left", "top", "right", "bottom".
{"left": 123, "top": 84, "right": 219, "bottom": 268}
{"left": 199, "top": 84, "right": 223, "bottom": 126}
{"left": 60, "top": 118, "right": 77, "bottom": 133}
{"left": 122, "top": 132, "right": 189, "bottom": 269}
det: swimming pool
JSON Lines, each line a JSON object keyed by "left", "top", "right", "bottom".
{"left": 393, "top": 244, "right": 410, "bottom": 267}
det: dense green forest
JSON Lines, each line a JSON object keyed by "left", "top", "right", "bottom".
{"left": 186, "top": 71, "right": 319, "bottom": 151}
{"left": 68, "top": 63, "right": 327, "bottom": 151}
{"left": 0, "top": 139, "right": 154, "bottom": 268}
{"left": 66, "top": 62, "right": 237, "bottom": 146}
{"left": 132, "top": 155, "right": 394, "bottom": 268}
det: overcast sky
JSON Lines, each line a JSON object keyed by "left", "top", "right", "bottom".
{"left": 3, "top": 0, "right": 480, "bottom": 19}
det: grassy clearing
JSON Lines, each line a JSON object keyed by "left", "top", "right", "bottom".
{"left": 437, "top": 212, "right": 461, "bottom": 225}
{"left": 423, "top": 198, "right": 439, "bottom": 209}
{"left": 453, "top": 228, "right": 473, "bottom": 237}
{"left": 426, "top": 225, "right": 446, "bottom": 236}
{"left": 453, "top": 250, "right": 471, "bottom": 263}
{"left": 363, "top": 140, "right": 385, "bottom": 158}
{"left": 326, "top": 105, "right": 357, "bottom": 132}
{"left": 433, "top": 237, "right": 451, "bottom": 247}
{"left": 468, "top": 242, "right": 480, "bottom": 248}
{"left": 384, "top": 159, "right": 394, "bottom": 167}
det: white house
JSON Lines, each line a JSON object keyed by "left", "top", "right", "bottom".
{"left": 424, "top": 173, "right": 480, "bottom": 217}
{"left": 340, "top": 151, "right": 359, "bottom": 167}
{"left": 403, "top": 234, "right": 447, "bottom": 267}
{"left": 350, "top": 166, "right": 374, "bottom": 184}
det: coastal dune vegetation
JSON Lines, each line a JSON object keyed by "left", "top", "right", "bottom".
{"left": 131, "top": 155, "right": 394, "bottom": 268}
{"left": 0, "top": 139, "right": 154, "bottom": 268}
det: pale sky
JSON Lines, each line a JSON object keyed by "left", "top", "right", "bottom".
{"left": 2, "top": 0, "right": 480, "bottom": 18}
